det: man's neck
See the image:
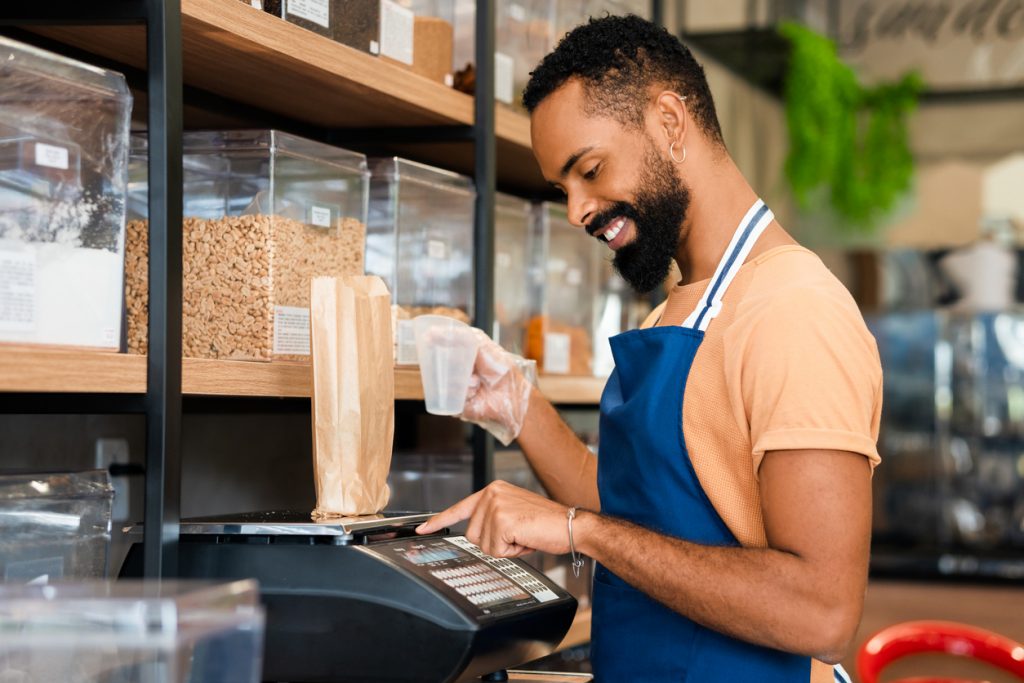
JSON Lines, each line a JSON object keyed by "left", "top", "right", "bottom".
{"left": 674, "top": 158, "right": 759, "bottom": 286}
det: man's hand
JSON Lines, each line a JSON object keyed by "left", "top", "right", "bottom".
{"left": 416, "top": 481, "right": 572, "bottom": 558}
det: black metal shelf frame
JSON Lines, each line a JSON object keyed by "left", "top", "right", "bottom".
{"left": 0, "top": 0, "right": 502, "bottom": 577}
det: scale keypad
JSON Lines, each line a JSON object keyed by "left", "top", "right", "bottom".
{"left": 445, "top": 536, "right": 559, "bottom": 603}
{"left": 429, "top": 563, "right": 528, "bottom": 606}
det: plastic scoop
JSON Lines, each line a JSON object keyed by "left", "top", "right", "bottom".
{"left": 413, "top": 315, "right": 481, "bottom": 416}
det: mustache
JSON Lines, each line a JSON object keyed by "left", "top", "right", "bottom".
{"left": 586, "top": 201, "right": 641, "bottom": 237}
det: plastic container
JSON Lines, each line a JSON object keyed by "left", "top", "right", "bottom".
{"left": 391, "top": 0, "right": 457, "bottom": 84}
{"left": 125, "top": 130, "right": 369, "bottom": 361}
{"left": 554, "top": 0, "right": 651, "bottom": 38}
{"left": 451, "top": 0, "right": 556, "bottom": 108}
{"left": 366, "top": 157, "right": 476, "bottom": 364}
{"left": 414, "top": 315, "right": 480, "bottom": 415}
{"left": 264, "top": 0, "right": 421, "bottom": 69}
{"left": 0, "top": 470, "right": 113, "bottom": 582}
{"left": 493, "top": 192, "right": 535, "bottom": 355}
{"left": 0, "top": 580, "right": 265, "bottom": 683}
{"left": 526, "top": 202, "right": 605, "bottom": 376}
{"left": 0, "top": 36, "right": 131, "bottom": 350}
{"left": 388, "top": 451, "right": 473, "bottom": 512}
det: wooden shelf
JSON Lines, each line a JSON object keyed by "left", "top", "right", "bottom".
{"left": 0, "top": 346, "right": 424, "bottom": 399}
{"left": 555, "top": 607, "right": 592, "bottom": 651}
{"left": 0, "top": 347, "right": 608, "bottom": 404}
{"left": 537, "top": 375, "right": 607, "bottom": 405}
{"left": 28, "top": 0, "right": 545, "bottom": 192}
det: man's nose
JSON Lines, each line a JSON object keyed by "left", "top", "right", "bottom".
{"left": 567, "top": 192, "right": 597, "bottom": 229}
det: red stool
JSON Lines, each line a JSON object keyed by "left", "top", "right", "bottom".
{"left": 856, "top": 620, "right": 1024, "bottom": 683}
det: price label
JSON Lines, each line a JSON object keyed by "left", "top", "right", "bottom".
{"left": 380, "top": 0, "right": 414, "bottom": 65}
{"left": 310, "top": 205, "right": 332, "bottom": 228}
{"left": 34, "top": 143, "right": 69, "bottom": 170}
{"left": 494, "top": 52, "right": 515, "bottom": 104}
{"left": 428, "top": 240, "right": 448, "bottom": 260}
{"left": 287, "top": 0, "right": 329, "bottom": 28}
{"left": 543, "top": 332, "right": 571, "bottom": 375}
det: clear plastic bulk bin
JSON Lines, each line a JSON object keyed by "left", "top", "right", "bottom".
{"left": 0, "top": 580, "right": 265, "bottom": 683}
{"left": 0, "top": 36, "right": 131, "bottom": 350}
{"left": 493, "top": 192, "right": 535, "bottom": 355}
{"left": 366, "top": 157, "right": 475, "bottom": 364}
{"left": 527, "top": 202, "right": 604, "bottom": 376}
{"left": 390, "top": 0, "right": 457, "bottom": 84}
{"left": 554, "top": 0, "right": 651, "bottom": 38}
{"left": 0, "top": 470, "right": 113, "bottom": 583}
{"left": 451, "top": 0, "right": 556, "bottom": 108}
{"left": 125, "top": 130, "right": 368, "bottom": 361}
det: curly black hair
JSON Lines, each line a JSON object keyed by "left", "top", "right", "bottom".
{"left": 522, "top": 14, "right": 725, "bottom": 147}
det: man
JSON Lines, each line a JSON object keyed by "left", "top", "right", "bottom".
{"left": 418, "top": 15, "right": 881, "bottom": 683}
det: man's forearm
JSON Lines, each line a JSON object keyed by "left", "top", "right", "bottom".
{"left": 515, "top": 387, "right": 600, "bottom": 510}
{"left": 574, "top": 511, "right": 863, "bottom": 663}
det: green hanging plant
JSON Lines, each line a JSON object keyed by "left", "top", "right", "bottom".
{"left": 779, "top": 21, "right": 924, "bottom": 233}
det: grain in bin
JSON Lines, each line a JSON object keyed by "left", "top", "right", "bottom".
{"left": 125, "top": 130, "right": 369, "bottom": 361}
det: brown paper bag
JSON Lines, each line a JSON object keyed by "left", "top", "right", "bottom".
{"left": 310, "top": 275, "right": 394, "bottom": 518}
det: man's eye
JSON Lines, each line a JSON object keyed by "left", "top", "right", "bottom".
{"left": 583, "top": 165, "right": 600, "bottom": 180}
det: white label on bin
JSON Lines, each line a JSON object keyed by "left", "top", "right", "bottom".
{"left": 543, "top": 332, "right": 571, "bottom": 375}
{"left": 310, "top": 205, "right": 332, "bottom": 228}
{"left": 287, "top": 0, "right": 330, "bottom": 28}
{"left": 370, "top": 39, "right": 380, "bottom": 54}
{"left": 496, "top": 251, "right": 512, "bottom": 269}
{"left": 4, "top": 556, "right": 64, "bottom": 583}
{"left": 396, "top": 318, "right": 418, "bottom": 365}
{"left": 250, "top": 0, "right": 263, "bottom": 8}
{"left": 273, "top": 305, "right": 311, "bottom": 356}
{"left": 548, "top": 257, "right": 567, "bottom": 273}
{"left": 0, "top": 248, "right": 36, "bottom": 333}
{"left": 494, "top": 52, "right": 515, "bottom": 104}
{"left": 380, "top": 0, "right": 414, "bottom": 65}
{"left": 427, "top": 239, "right": 448, "bottom": 260}
{"left": 34, "top": 143, "right": 69, "bottom": 171}
{"left": 566, "top": 267, "right": 582, "bottom": 286}
{"left": 508, "top": 3, "right": 527, "bottom": 22}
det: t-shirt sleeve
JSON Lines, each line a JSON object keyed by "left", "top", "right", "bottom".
{"left": 726, "top": 285, "right": 883, "bottom": 473}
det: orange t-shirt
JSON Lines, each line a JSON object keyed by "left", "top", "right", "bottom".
{"left": 644, "top": 245, "right": 882, "bottom": 683}
{"left": 644, "top": 245, "right": 883, "bottom": 548}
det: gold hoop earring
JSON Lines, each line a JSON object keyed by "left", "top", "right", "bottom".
{"left": 669, "top": 141, "right": 686, "bottom": 164}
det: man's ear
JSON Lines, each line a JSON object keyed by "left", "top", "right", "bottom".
{"left": 655, "top": 90, "right": 689, "bottom": 147}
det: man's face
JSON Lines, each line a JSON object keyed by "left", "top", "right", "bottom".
{"left": 530, "top": 80, "right": 689, "bottom": 293}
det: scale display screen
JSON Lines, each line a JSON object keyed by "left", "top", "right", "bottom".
{"left": 402, "top": 546, "right": 464, "bottom": 565}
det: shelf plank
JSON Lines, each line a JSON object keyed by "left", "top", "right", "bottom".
{"left": 35, "top": 0, "right": 470, "bottom": 129}
{"left": 27, "top": 0, "right": 545, "bottom": 190}
{"left": 0, "top": 345, "right": 146, "bottom": 394}
{"left": 0, "top": 348, "right": 604, "bottom": 404}
{"left": 537, "top": 375, "right": 607, "bottom": 405}
{"left": 555, "top": 607, "right": 592, "bottom": 651}
{"left": 182, "top": 358, "right": 424, "bottom": 400}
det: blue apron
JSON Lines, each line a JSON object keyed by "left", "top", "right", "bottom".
{"left": 592, "top": 199, "right": 812, "bottom": 682}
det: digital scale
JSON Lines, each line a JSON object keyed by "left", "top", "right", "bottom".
{"left": 121, "top": 511, "right": 578, "bottom": 683}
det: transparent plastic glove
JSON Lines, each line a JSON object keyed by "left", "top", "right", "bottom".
{"left": 460, "top": 328, "right": 537, "bottom": 446}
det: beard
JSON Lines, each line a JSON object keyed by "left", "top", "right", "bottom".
{"left": 586, "top": 141, "right": 690, "bottom": 293}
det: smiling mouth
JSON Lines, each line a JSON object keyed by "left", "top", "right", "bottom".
{"left": 596, "top": 216, "right": 627, "bottom": 242}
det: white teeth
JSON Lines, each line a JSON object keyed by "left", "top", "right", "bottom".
{"left": 603, "top": 219, "right": 625, "bottom": 242}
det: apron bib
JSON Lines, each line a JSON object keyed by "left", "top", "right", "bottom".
{"left": 592, "top": 200, "right": 812, "bottom": 682}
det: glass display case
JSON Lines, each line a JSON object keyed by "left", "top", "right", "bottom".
{"left": 527, "top": 202, "right": 607, "bottom": 376}
{"left": 0, "top": 580, "right": 265, "bottom": 683}
{"left": 126, "top": 130, "right": 369, "bottom": 361}
{"left": 0, "top": 36, "right": 131, "bottom": 350}
{"left": 494, "top": 192, "right": 535, "bottom": 355}
{"left": 869, "top": 309, "right": 1024, "bottom": 580}
{"left": 366, "top": 157, "right": 476, "bottom": 364}
{"left": 0, "top": 470, "right": 113, "bottom": 583}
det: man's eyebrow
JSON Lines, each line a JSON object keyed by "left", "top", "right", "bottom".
{"left": 559, "top": 146, "right": 595, "bottom": 178}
